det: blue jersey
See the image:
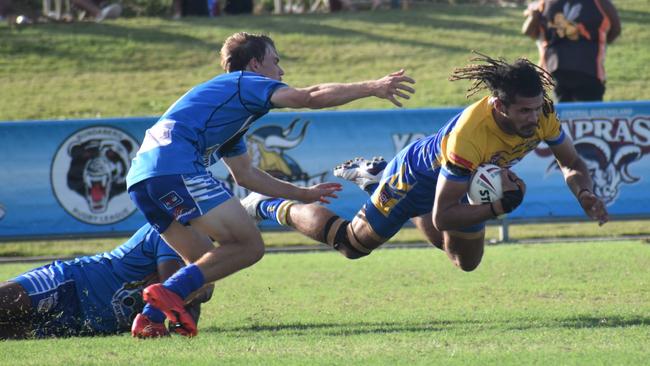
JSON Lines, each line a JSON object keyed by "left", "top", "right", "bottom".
{"left": 13, "top": 224, "right": 181, "bottom": 336}
{"left": 126, "top": 71, "right": 287, "bottom": 188}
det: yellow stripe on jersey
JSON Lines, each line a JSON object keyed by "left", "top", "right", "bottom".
{"left": 370, "top": 164, "right": 413, "bottom": 217}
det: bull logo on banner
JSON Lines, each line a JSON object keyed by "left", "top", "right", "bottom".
{"left": 535, "top": 116, "right": 650, "bottom": 205}
{"left": 51, "top": 126, "right": 139, "bottom": 224}
{"left": 219, "top": 118, "right": 326, "bottom": 197}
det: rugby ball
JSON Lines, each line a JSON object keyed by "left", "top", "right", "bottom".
{"left": 467, "top": 164, "right": 503, "bottom": 205}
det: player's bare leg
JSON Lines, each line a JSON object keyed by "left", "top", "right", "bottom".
{"left": 161, "top": 198, "right": 265, "bottom": 282}
{"left": 411, "top": 214, "right": 444, "bottom": 250}
{"left": 286, "top": 203, "right": 386, "bottom": 258}
{"left": 143, "top": 197, "right": 265, "bottom": 336}
{"left": 412, "top": 213, "right": 485, "bottom": 271}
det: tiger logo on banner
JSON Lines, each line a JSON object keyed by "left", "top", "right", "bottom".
{"left": 51, "top": 126, "right": 139, "bottom": 225}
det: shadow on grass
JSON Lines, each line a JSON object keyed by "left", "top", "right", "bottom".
{"left": 3, "top": 314, "right": 647, "bottom": 341}
{"left": 200, "top": 314, "right": 650, "bottom": 337}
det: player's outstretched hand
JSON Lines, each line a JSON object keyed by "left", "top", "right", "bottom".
{"left": 578, "top": 190, "right": 609, "bottom": 226}
{"left": 301, "top": 182, "right": 342, "bottom": 204}
{"left": 372, "top": 69, "right": 416, "bottom": 107}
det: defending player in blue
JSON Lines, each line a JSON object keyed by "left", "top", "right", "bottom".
{"left": 242, "top": 53, "right": 609, "bottom": 271}
{"left": 125, "top": 32, "right": 416, "bottom": 337}
{"left": 0, "top": 224, "right": 211, "bottom": 339}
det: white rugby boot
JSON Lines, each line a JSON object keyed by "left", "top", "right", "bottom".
{"left": 333, "top": 156, "right": 387, "bottom": 192}
{"left": 240, "top": 192, "right": 270, "bottom": 224}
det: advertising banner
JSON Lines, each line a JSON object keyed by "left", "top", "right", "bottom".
{"left": 1, "top": 101, "right": 649, "bottom": 239}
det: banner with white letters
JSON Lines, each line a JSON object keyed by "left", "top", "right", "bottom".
{"left": 1, "top": 101, "right": 649, "bottom": 239}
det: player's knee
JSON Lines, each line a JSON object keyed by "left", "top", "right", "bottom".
{"left": 459, "top": 259, "right": 481, "bottom": 272}
{"left": 337, "top": 242, "right": 370, "bottom": 260}
{"left": 454, "top": 256, "right": 482, "bottom": 272}
{"left": 322, "top": 216, "right": 372, "bottom": 260}
{"left": 429, "top": 240, "right": 444, "bottom": 250}
{"left": 243, "top": 238, "right": 266, "bottom": 266}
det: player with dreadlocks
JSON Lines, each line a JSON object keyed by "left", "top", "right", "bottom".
{"left": 242, "top": 53, "right": 608, "bottom": 271}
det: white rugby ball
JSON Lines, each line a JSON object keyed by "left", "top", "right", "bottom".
{"left": 467, "top": 164, "right": 503, "bottom": 205}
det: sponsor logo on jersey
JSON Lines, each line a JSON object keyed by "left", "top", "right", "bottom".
{"left": 160, "top": 191, "right": 184, "bottom": 210}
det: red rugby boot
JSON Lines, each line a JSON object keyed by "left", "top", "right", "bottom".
{"left": 131, "top": 313, "right": 169, "bottom": 338}
{"left": 143, "top": 284, "right": 198, "bottom": 337}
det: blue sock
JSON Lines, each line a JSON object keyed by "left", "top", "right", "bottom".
{"left": 364, "top": 183, "right": 379, "bottom": 195}
{"left": 142, "top": 303, "right": 166, "bottom": 323}
{"left": 162, "top": 264, "right": 205, "bottom": 300}
{"left": 258, "top": 198, "right": 287, "bottom": 221}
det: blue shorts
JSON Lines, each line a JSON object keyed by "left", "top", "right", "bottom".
{"left": 129, "top": 172, "right": 234, "bottom": 233}
{"left": 13, "top": 262, "right": 85, "bottom": 337}
{"left": 365, "top": 150, "right": 484, "bottom": 239}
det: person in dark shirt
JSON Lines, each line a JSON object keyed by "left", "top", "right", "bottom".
{"left": 522, "top": 0, "right": 621, "bottom": 102}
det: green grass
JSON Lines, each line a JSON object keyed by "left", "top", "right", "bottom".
{"left": 1, "top": 1, "right": 649, "bottom": 121}
{"left": 2, "top": 241, "right": 650, "bottom": 364}
{"left": 0, "top": 219, "right": 648, "bottom": 258}
{"left": 1, "top": 5, "right": 650, "bottom": 363}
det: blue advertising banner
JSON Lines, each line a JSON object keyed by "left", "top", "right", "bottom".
{"left": 1, "top": 101, "right": 649, "bottom": 239}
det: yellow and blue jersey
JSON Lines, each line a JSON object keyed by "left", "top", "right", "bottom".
{"left": 365, "top": 96, "right": 565, "bottom": 238}
{"left": 437, "top": 96, "right": 564, "bottom": 180}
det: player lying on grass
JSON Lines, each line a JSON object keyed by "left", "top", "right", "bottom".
{"left": 242, "top": 53, "right": 609, "bottom": 271}
{"left": 0, "top": 224, "right": 211, "bottom": 339}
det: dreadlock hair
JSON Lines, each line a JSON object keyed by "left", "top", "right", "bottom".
{"left": 220, "top": 32, "right": 276, "bottom": 73}
{"left": 449, "top": 51, "right": 555, "bottom": 115}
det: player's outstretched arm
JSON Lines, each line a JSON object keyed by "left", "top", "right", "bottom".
{"left": 550, "top": 137, "right": 609, "bottom": 225}
{"left": 270, "top": 69, "right": 415, "bottom": 109}
{"left": 224, "top": 153, "right": 342, "bottom": 203}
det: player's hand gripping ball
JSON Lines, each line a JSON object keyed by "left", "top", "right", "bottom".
{"left": 467, "top": 164, "right": 503, "bottom": 205}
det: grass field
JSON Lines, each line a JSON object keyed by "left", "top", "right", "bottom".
{"left": 1, "top": 240, "right": 649, "bottom": 364}
{"left": 0, "top": 219, "right": 649, "bottom": 258}
{"left": 1, "top": 1, "right": 649, "bottom": 121}
{"left": 2, "top": 3, "right": 650, "bottom": 363}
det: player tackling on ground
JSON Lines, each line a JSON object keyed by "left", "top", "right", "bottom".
{"left": 126, "top": 32, "right": 415, "bottom": 337}
{"left": 0, "top": 224, "right": 210, "bottom": 339}
{"left": 243, "top": 53, "right": 609, "bottom": 271}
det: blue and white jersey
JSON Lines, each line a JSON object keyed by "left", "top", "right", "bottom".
{"left": 14, "top": 224, "right": 181, "bottom": 335}
{"left": 126, "top": 71, "right": 287, "bottom": 188}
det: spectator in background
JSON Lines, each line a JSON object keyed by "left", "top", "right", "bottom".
{"left": 0, "top": 0, "right": 33, "bottom": 25}
{"left": 172, "top": 0, "right": 220, "bottom": 19}
{"left": 72, "top": 0, "right": 122, "bottom": 21}
{"left": 371, "top": 0, "right": 409, "bottom": 10}
{"left": 522, "top": 0, "right": 621, "bottom": 102}
{"left": 223, "top": 0, "right": 252, "bottom": 14}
